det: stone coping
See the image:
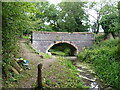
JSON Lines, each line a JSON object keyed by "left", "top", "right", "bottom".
{"left": 32, "top": 31, "right": 94, "bottom": 34}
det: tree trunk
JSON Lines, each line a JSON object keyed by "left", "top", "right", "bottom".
{"left": 96, "top": 14, "right": 100, "bottom": 34}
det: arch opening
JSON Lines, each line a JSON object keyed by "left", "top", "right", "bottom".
{"left": 48, "top": 42, "right": 78, "bottom": 56}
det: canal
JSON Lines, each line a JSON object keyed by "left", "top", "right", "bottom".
{"left": 64, "top": 56, "right": 113, "bottom": 90}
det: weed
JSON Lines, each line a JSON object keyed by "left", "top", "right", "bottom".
{"left": 39, "top": 52, "right": 51, "bottom": 59}
{"left": 42, "top": 58, "right": 87, "bottom": 88}
{"left": 22, "top": 35, "right": 31, "bottom": 39}
{"left": 49, "top": 43, "right": 75, "bottom": 56}
{"left": 77, "top": 39, "right": 120, "bottom": 89}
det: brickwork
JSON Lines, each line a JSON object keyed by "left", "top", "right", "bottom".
{"left": 32, "top": 31, "right": 95, "bottom": 54}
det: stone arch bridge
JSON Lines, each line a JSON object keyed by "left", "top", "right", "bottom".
{"left": 32, "top": 31, "right": 95, "bottom": 55}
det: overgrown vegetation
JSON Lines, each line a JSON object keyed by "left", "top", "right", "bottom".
{"left": 39, "top": 53, "right": 51, "bottom": 59}
{"left": 25, "top": 41, "right": 51, "bottom": 59}
{"left": 2, "top": 1, "right": 120, "bottom": 89}
{"left": 49, "top": 43, "right": 76, "bottom": 56}
{"left": 77, "top": 39, "right": 120, "bottom": 89}
{"left": 2, "top": 2, "right": 37, "bottom": 78}
{"left": 3, "top": 62, "right": 36, "bottom": 88}
{"left": 95, "top": 33, "right": 105, "bottom": 44}
{"left": 22, "top": 35, "right": 31, "bottom": 39}
{"left": 100, "top": 13, "right": 119, "bottom": 39}
{"left": 41, "top": 57, "right": 88, "bottom": 88}
{"left": 2, "top": 1, "right": 89, "bottom": 79}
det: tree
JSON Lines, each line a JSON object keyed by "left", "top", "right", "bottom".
{"left": 117, "top": 1, "right": 120, "bottom": 56}
{"left": 100, "top": 13, "right": 119, "bottom": 39}
{"left": 57, "top": 2, "right": 89, "bottom": 32}
{"left": 35, "top": 2, "right": 58, "bottom": 31}
{"left": 99, "top": 0, "right": 119, "bottom": 39}
{"left": 118, "top": 1, "right": 120, "bottom": 35}
{"left": 87, "top": 0, "right": 118, "bottom": 33}
{"left": 33, "top": 2, "right": 89, "bottom": 32}
{"left": 119, "top": 1, "right": 120, "bottom": 17}
{"left": 2, "top": 2, "right": 37, "bottom": 77}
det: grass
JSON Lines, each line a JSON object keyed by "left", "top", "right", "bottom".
{"left": 49, "top": 43, "right": 74, "bottom": 56}
{"left": 41, "top": 57, "right": 88, "bottom": 88}
{"left": 24, "top": 40, "right": 38, "bottom": 54}
{"left": 3, "top": 64, "right": 35, "bottom": 88}
{"left": 77, "top": 39, "right": 120, "bottom": 89}
{"left": 49, "top": 50, "right": 66, "bottom": 56}
{"left": 39, "top": 52, "right": 51, "bottom": 59}
{"left": 22, "top": 35, "right": 31, "bottom": 39}
{"left": 2, "top": 39, "right": 38, "bottom": 88}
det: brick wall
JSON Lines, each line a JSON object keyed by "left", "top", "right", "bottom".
{"left": 32, "top": 31, "right": 95, "bottom": 54}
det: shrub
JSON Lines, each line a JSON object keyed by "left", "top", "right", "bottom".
{"left": 95, "top": 33, "right": 105, "bottom": 44}
{"left": 77, "top": 39, "right": 120, "bottom": 89}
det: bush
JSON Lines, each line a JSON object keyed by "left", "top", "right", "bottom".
{"left": 77, "top": 39, "right": 120, "bottom": 89}
{"left": 95, "top": 33, "right": 105, "bottom": 44}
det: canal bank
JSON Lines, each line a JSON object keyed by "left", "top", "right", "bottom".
{"left": 64, "top": 56, "right": 114, "bottom": 90}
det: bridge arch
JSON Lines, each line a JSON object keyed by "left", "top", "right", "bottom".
{"left": 32, "top": 31, "right": 94, "bottom": 54}
{"left": 46, "top": 41, "right": 79, "bottom": 56}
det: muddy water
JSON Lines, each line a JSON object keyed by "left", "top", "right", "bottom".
{"left": 64, "top": 56, "right": 113, "bottom": 90}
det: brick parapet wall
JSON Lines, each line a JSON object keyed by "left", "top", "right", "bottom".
{"left": 32, "top": 31, "right": 95, "bottom": 53}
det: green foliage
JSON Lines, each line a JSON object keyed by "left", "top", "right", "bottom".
{"left": 42, "top": 57, "right": 87, "bottom": 88}
{"left": 100, "top": 1, "right": 119, "bottom": 38}
{"left": 89, "top": 0, "right": 118, "bottom": 33}
{"left": 22, "top": 35, "right": 31, "bottom": 39}
{"left": 118, "top": 1, "right": 120, "bottom": 34}
{"left": 118, "top": 1, "right": 120, "bottom": 9}
{"left": 49, "top": 48, "right": 71, "bottom": 56}
{"left": 100, "top": 3, "right": 117, "bottom": 15}
{"left": 58, "top": 57, "right": 77, "bottom": 71}
{"left": 49, "top": 43, "right": 75, "bottom": 56}
{"left": 100, "top": 13, "right": 119, "bottom": 35}
{"left": 39, "top": 53, "right": 51, "bottom": 59}
{"left": 77, "top": 39, "right": 120, "bottom": 89}
{"left": 2, "top": 2, "right": 37, "bottom": 78}
{"left": 34, "top": 2, "right": 89, "bottom": 32}
{"left": 34, "top": 2, "right": 58, "bottom": 32}
{"left": 49, "top": 50, "right": 66, "bottom": 56}
{"left": 57, "top": 2, "right": 89, "bottom": 32}
{"left": 95, "top": 33, "right": 105, "bottom": 43}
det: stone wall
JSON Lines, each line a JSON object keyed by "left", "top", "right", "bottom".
{"left": 32, "top": 31, "right": 95, "bottom": 54}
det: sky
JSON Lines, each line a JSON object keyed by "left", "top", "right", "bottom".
{"left": 47, "top": 0, "right": 104, "bottom": 32}
{"left": 47, "top": 0, "right": 118, "bottom": 32}
{"left": 48, "top": 0, "right": 102, "bottom": 5}
{"left": 48, "top": 0, "right": 61, "bottom": 5}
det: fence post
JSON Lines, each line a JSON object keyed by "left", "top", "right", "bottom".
{"left": 38, "top": 63, "right": 42, "bottom": 89}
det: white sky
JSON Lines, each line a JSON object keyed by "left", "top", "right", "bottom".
{"left": 48, "top": 0, "right": 102, "bottom": 5}
{"left": 48, "top": 0, "right": 61, "bottom": 5}
{"left": 47, "top": 0, "right": 112, "bottom": 32}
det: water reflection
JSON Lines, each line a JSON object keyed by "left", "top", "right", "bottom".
{"left": 65, "top": 56, "right": 103, "bottom": 90}
{"left": 89, "top": 82, "right": 100, "bottom": 90}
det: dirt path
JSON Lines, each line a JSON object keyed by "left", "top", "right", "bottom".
{"left": 17, "top": 39, "right": 56, "bottom": 88}
{"left": 16, "top": 39, "right": 106, "bottom": 89}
